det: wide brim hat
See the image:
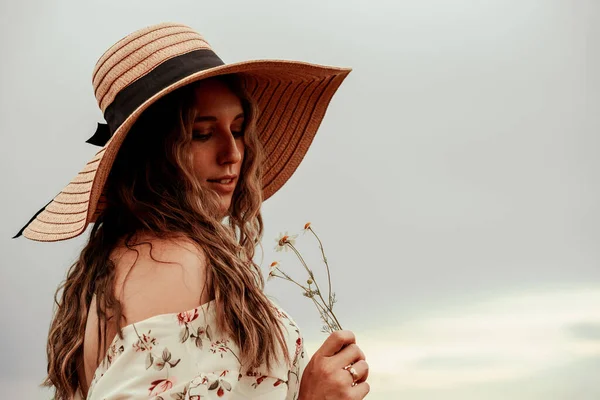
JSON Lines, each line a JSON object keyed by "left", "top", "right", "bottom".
{"left": 15, "top": 22, "right": 351, "bottom": 242}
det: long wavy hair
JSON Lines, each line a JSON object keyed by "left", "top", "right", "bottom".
{"left": 42, "top": 74, "right": 290, "bottom": 399}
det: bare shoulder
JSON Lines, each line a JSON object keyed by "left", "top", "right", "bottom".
{"left": 111, "top": 233, "right": 211, "bottom": 325}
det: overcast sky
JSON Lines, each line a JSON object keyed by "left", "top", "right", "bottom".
{"left": 1, "top": 0, "right": 599, "bottom": 399}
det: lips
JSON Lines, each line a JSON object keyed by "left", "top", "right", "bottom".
{"left": 206, "top": 175, "right": 238, "bottom": 194}
{"left": 208, "top": 178, "right": 234, "bottom": 184}
{"left": 207, "top": 175, "right": 237, "bottom": 185}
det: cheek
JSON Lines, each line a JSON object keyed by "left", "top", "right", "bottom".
{"left": 238, "top": 141, "right": 246, "bottom": 163}
{"left": 191, "top": 147, "right": 209, "bottom": 179}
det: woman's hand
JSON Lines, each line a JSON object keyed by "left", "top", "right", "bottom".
{"left": 298, "top": 330, "right": 370, "bottom": 400}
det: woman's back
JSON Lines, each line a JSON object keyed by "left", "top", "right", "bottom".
{"left": 78, "top": 236, "right": 305, "bottom": 399}
{"left": 79, "top": 236, "right": 211, "bottom": 392}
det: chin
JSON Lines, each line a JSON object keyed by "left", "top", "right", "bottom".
{"left": 218, "top": 199, "right": 233, "bottom": 216}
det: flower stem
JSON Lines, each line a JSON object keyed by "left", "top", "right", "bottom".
{"left": 310, "top": 296, "right": 335, "bottom": 332}
{"left": 272, "top": 270, "right": 309, "bottom": 292}
{"left": 286, "top": 242, "right": 342, "bottom": 330}
{"left": 285, "top": 242, "right": 313, "bottom": 277}
{"left": 308, "top": 227, "right": 334, "bottom": 309}
{"left": 287, "top": 243, "right": 329, "bottom": 309}
{"left": 306, "top": 287, "right": 335, "bottom": 331}
{"left": 307, "top": 285, "right": 332, "bottom": 317}
{"left": 274, "top": 270, "right": 337, "bottom": 331}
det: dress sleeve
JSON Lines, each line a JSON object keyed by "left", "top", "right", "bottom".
{"left": 86, "top": 304, "right": 304, "bottom": 400}
{"left": 285, "top": 335, "right": 307, "bottom": 400}
{"left": 86, "top": 326, "right": 248, "bottom": 399}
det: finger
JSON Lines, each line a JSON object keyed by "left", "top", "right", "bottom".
{"left": 353, "top": 381, "right": 370, "bottom": 399}
{"left": 350, "top": 360, "right": 369, "bottom": 383}
{"left": 340, "top": 359, "right": 368, "bottom": 385}
{"left": 317, "top": 330, "right": 356, "bottom": 357}
{"left": 334, "top": 343, "right": 365, "bottom": 366}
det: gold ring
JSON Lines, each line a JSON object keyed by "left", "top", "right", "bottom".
{"left": 343, "top": 365, "right": 359, "bottom": 386}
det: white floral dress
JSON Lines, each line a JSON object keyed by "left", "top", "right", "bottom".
{"left": 75, "top": 300, "right": 306, "bottom": 399}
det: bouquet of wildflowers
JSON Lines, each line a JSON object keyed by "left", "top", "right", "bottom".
{"left": 268, "top": 223, "right": 342, "bottom": 333}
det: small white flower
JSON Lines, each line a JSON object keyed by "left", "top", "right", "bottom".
{"left": 302, "top": 222, "right": 312, "bottom": 235}
{"left": 268, "top": 261, "right": 280, "bottom": 281}
{"left": 274, "top": 231, "right": 298, "bottom": 252}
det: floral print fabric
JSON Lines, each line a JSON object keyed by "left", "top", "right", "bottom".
{"left": 76, "top": 300, "right": 306, "bottom": 400}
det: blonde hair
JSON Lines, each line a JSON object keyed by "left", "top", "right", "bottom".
{"left": 42, "top": 75, "right": 289, "bottom": 399}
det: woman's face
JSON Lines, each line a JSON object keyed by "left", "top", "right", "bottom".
{"left": 190, "top": 78, "right": 245, "bottom": 214}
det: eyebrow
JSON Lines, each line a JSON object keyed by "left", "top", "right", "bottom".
{"left": 194, "top": 113, "right": 244, "bottom": 123}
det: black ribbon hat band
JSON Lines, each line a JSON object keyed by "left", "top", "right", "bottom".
{"left": 86, "top": 48, "right": 225, "bottom": 147}
{"left": 14, "top": 49, "right": 225, "bottom": 238}
{"left": 86, "top": 123, "right": 111, "bottom": 147}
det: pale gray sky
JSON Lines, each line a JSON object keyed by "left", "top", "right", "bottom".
{"left": 1, "top": 0, "right": 599, "bottom": 399}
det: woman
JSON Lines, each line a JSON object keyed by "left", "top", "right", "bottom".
{"left": 16, "top": 23, "right": 369, "bottom": 399}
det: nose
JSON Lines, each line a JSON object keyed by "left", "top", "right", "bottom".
{"left": 217, "top": 130, "right": 242, "bottom": 165}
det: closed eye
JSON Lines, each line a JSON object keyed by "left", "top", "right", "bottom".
{"left": 192, "top": 131, "right": 212, "bottom": 141}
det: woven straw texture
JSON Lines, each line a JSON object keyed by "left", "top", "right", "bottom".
{"left": 23, "top": 22, "right": 350, "bottom": 242}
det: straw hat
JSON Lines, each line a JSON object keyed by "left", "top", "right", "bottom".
{"left": 14, "top": 22, "right": 351, "bottom": 242}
